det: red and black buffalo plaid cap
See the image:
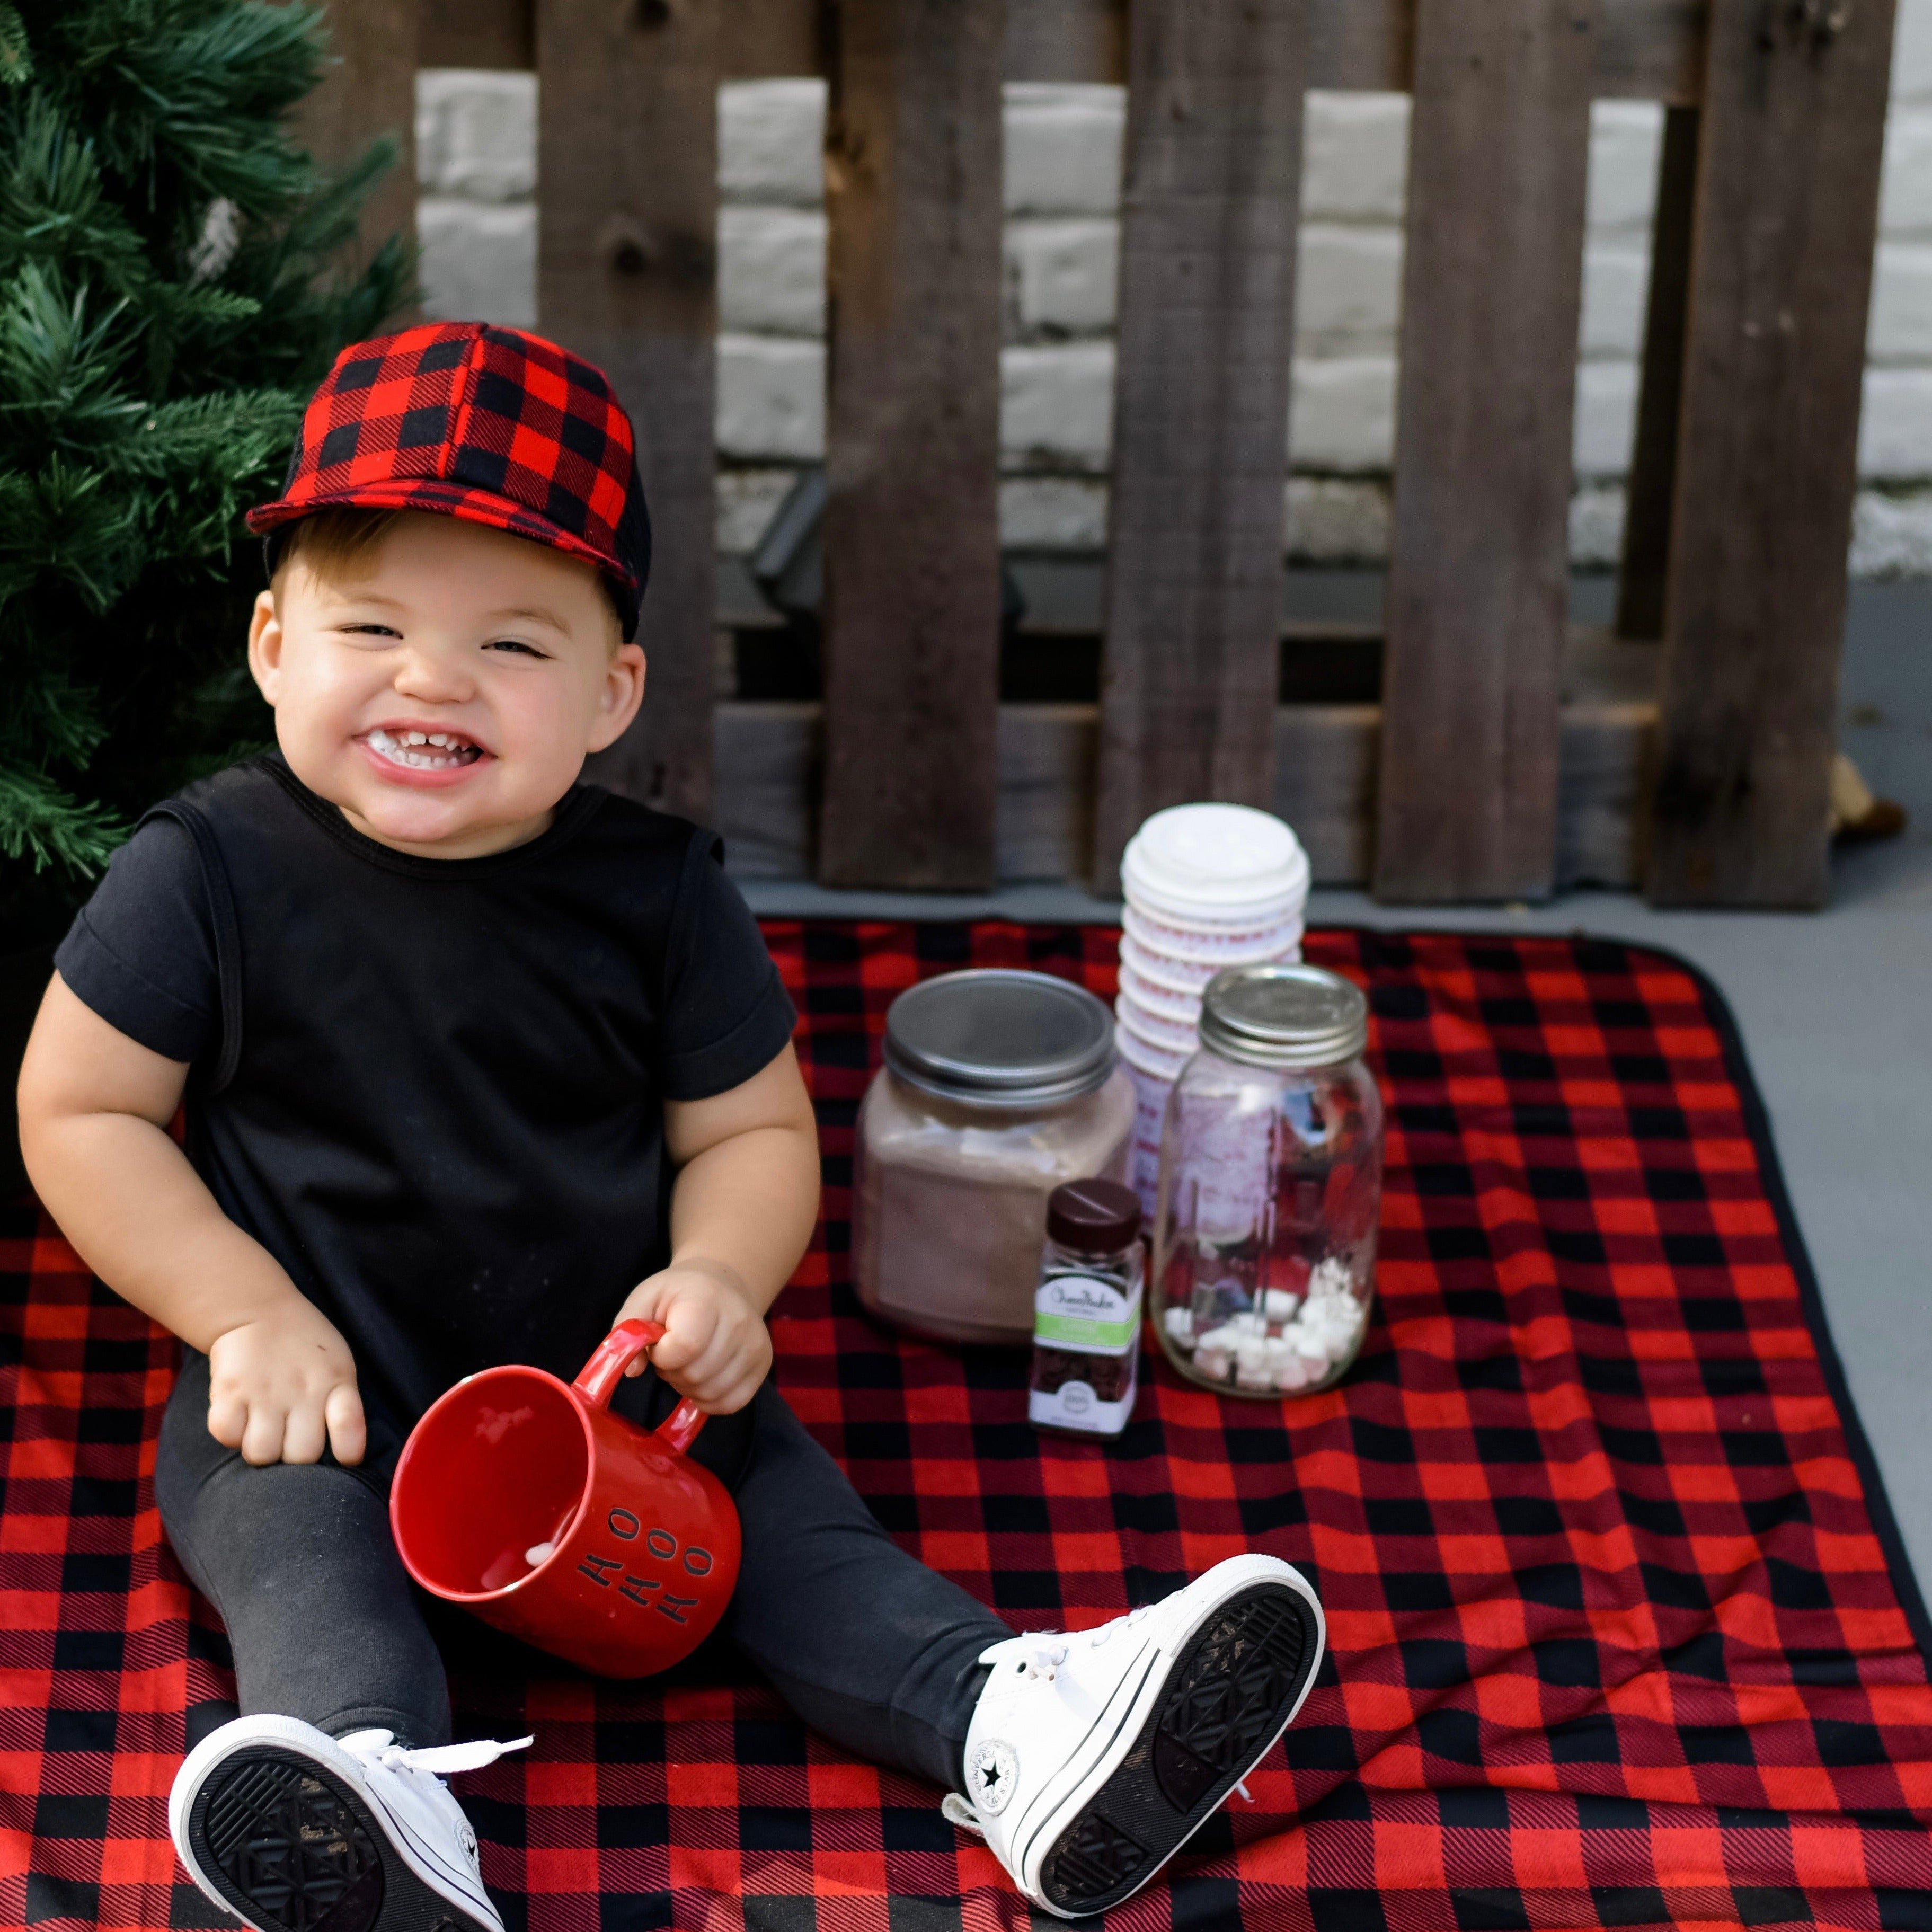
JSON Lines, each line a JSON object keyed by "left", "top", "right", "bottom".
{"left": 246, "top": 322, "right": 651, "bottom": 640}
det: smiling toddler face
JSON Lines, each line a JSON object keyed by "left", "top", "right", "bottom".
{"left": 249, "top": 510, "right": 646, "bottom": 858}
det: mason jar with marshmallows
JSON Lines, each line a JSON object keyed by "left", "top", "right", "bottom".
{"left": 1151, "top": 963, "right": 1383, "bottom": 1398}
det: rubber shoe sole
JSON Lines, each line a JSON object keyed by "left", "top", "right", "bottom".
{"left": 1034, "top": 1580, "right": 1323, "bottom": 1917}
{"left": 181, "top": 1744, "right": 490, "bottom": 1932}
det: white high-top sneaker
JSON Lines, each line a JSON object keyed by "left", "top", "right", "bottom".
{"left": 942, "top": 1554, "right": 1324, "bottom": 1919}
{"left": 169, "top": 1713, "right": 529, "bottom": 1932}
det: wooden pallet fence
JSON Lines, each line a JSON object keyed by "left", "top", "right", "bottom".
{"left": 422, "top": 0, "right": 1706, "bottom": 95}
{"left": 330, "top": 0, "right": 1894, "bottom": 905}
{"left": 1089, "top": 0, "right": 1310, "bottom": 890}
{"left": 817, "top": 0, "right": 1007, "bottom": 889}
{"left": 1373, "top": 0, "right": 1598, "bottom": 903}
{"left": 536, "top": 0, "right": 721, "bottom": 822}
{"left": 1649, "top": 0, "right": 1899, "bottom": 907}
{"left": 713, "top": 643, "right": 1652, "bottom": 892}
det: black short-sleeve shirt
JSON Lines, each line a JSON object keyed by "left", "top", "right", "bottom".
{"left": 56, "top": 755, "right": 796, "bottom": 1464}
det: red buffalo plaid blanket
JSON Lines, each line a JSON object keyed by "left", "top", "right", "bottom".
{"left": 3, "top": 925, "right": 1929, "bottom": 1932}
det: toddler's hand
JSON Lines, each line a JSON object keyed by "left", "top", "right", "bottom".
{"left": 206, "top": 1296, "right": 366, "bottom": 1467}
{"left": 617, "top": 1258, "right": 772, "bottom": 1415}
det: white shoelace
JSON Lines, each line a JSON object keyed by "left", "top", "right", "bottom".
{"left": 941, "top": 1792, "right": 985, "bottom": 1833}
{"left": 352, "top": 1734, "right": 534, "bottom": 1776}
{"left": 1022, "top": 1605, "right": 1150, "bottom": 1681}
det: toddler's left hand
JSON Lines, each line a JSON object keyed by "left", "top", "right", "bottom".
{"left": 616, "top": 1257, "right": 772, "bottom": 1415}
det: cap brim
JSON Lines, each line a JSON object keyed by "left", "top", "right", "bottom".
{"left": 247, "top": 480, "right": 639, "bottom": 635}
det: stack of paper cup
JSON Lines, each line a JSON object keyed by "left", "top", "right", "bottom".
{"left": 1113, "top": 803, "right": 1310, "bottom": 1215}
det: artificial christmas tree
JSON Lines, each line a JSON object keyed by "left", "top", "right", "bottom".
{"left": 0, "top": 0, "right": 411, "bottom": 946}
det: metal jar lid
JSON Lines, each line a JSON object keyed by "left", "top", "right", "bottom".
{"left": 883, "top": 969, "right": 1118, "bottom": 1108}
{"left": 1198, "top": 963, "right": 1369, "bottom": 1069}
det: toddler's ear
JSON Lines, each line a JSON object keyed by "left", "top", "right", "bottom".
{"left": 587, "top": 641, "right": 647, "bottom": 755}
{"left": 247, "top": 590, "right": 284, "bottom": 706}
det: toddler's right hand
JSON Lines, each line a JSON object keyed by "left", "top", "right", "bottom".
{"left": 206, "top": 1296, "right": 366, "bottom": 1467}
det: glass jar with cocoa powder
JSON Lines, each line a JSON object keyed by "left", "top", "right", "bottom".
{"left": 853, "top": 971, "right": 1136, "bottom": 1348}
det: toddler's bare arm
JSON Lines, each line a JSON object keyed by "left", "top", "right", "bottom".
{"left": 16, "top": 975, "right": 365, "bottom": 1466}
{"left": 617, "top": 1041, "right": 821, "bottom": 1414}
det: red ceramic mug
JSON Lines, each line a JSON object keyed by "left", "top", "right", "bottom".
{"left": 389, "top": 1319, "right": 742, "bottom": 1677}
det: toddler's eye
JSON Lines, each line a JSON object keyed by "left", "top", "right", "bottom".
{"left": 486, "top": 639, "right": 548, "bottom": 658}
{"left": 343, "top": 624, "right": 402, "bottom": 639}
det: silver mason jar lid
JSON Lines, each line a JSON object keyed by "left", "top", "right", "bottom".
{"left": 883, "top": 969, "right": 1118, "bottom": 1107}
{"left": 1198, "top": 963, "right": 1369, "bottom": 1069}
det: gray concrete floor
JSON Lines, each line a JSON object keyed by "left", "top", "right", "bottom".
{"left": 739, "top": 581, "right": 1932, "bottom": 1607}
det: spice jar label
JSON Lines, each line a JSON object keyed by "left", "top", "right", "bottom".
{"left": 1033, "top": 1274, "right": 1141, "bottom": 1351}
{"left": 1028, "top": 1272, "right": 1142, "bottom": 1435}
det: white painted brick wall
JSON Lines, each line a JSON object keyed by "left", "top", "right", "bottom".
{"left": 1004, "top": 84, "right": 1124, "bottom": 215}
{"left": 1000, "top": 477, "right": 1107, "bottom": 549}
{"left": 1301, "top": 93, "right": 1410, "bottom": 222}
{"left": 1574, "top": 361, "right": 1641, "bottom": 481}
{"left": 1570, "top": 485, "right": 1628, "bottom": 569}
{"left": 1291, "top": 358, "right": 1398, "bottom": 474}
{"left": 418, "top": 198, "right": 536, "bottom": 329}
{"left": 419, "top": 13, "right": 1932, "bottom": 573}
{"left": 1580, "top": 240, "right": 1652, "bottom": 360}
{"left": 1296, "top": 226, "right": 1402, "bottom": 355}
{"left": 1006, "top": 219, "right": 1118, "bottom": 336}
{"left": 719, "top": 206, "right": 826, "bottom": 336}
{"left": 1585, "top": 101, "right": 1664, "bottom": 232}
{"left": 1898, "top": 0, "right": 1932, "bottom": 101}
{"left": 715, "top": 335, "right": 823, "bottom": 461}
{"left": 1000, "top": 342, "right": 1114, "bottom": 470}
{"left": 1880, "top": 104, "right": 1932, "bottom": 235}
{"left": 417, "top": 69, "right": 535, "bottom": 202}
{"left": 718, "top": 79, "right": 824, "bottom": 207}
{"left": 416, "top": 70, "right": 538, "bottom": 329}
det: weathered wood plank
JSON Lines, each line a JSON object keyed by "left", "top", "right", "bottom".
{"left": 715, "top": 701, "right": 821, "bottom": 878}
{"left": 422, "top": 0, "right": 531, "bottom": 69}
{"left": 1557, "top": 704, "right": 1654, "bottom": 888}
{"left": 717, "top": 703, "right": 1093, "bottom": 883}
{"left": 1373, "top": 0, "right": 1597, "bottom": 902}
{"left": 297, "top": 0, "right": 420, "bottom": 277}
{"left": 1557, "top": 627, "right": 1656, "bottom": 885}
{"left": 1647, "top": 0, "right": 1898, "bottom": 907}
{"left": 1304, "top": 0, "right": 1410, "bottom": 94}
{"left": 427, "top": 0, "right": 1704, "bottom": 96}
{"left": 1595, "top": 0, "right": 1705, "bottom": 102}
{"left": 537, "top": 0, "right": 720, "bottom": 821}
{"left": 999, "top": 705, "right": 1098, "bottom": 879}
{"left": 1617, "top": 104, "right": 1699, "bottom": 640}
{"left": 1277, "top": 705, "right": 1380, "bottom": 884}
{"left": 1091, "top": 0, "right": 1310, "bottom": 891}
{"left": 1007, "top": 0, "right": 1127, "bottom": 83}
{"left": 712, "top": 689, "right": 1650, "bottom": 888}
{"left": 724, "top": 0, "right": 825, "bottom": 79}
{"left": 817, "top": 0, "right": 1006, "bottom": 887}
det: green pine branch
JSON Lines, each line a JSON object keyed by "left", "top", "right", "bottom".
{"left": 0, "top": 7, "right": 31, "bottom": 90}
{"left": 0, "top": 761, "right": 126, "bottom": 873}
{"left": 0, "top": 0, "right": 412, "bottom": 921}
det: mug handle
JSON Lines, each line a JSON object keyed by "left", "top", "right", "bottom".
{"left": 572, "top": 1318, "right": 708, "bottom": 1454}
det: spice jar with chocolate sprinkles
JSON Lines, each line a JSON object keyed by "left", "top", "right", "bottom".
{"left": 1028, "top": 1178, "right": 1145, "bottom": 1441}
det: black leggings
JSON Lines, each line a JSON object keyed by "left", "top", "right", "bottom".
{"left": 155, "top": 1352, "right": 1006, "bottom": 1790}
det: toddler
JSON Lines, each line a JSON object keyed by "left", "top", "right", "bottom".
{"left": 17, "top": 323, "right": 1325, "bottom": 1927}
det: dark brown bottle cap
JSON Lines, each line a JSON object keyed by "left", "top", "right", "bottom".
{"left": 1046, "top": 1178, "right": 1142, "bottom": 1254}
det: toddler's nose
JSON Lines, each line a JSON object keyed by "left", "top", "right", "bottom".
{"left": 392, "top": 648, "right": 474, "bottom": 705}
